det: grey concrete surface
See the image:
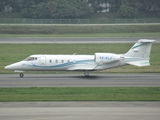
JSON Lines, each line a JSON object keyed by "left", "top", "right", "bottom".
{"left": 0, "top": 102, "right": 160, "bottom": 120}
{"left": 0, "top": 37, "right": 159, "bottom": 43}
{"left": 0, "top": 74, "right": 160, "bottom": 87}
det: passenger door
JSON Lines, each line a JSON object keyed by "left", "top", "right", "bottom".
{"left": 40, "top": 57, "right": 46, "bottom": 65}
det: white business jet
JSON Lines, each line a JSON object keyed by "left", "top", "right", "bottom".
{"left": 5, "top": 39, "right": 155, "bottom": 78}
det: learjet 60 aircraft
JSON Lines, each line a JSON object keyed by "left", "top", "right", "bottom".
{"left": 5, "top": 39, "right": 155, "bottom": 78}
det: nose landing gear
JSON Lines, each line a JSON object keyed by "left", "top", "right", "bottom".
{"left": 84, "top": 70, "right": 89, "bottom": 77}
{"left": 19, "top": 73, "right": 24, "bottom": 78}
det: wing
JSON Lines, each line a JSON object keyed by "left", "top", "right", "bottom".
{"left": 67, "top": 66, "right": 94, "bottom": 71}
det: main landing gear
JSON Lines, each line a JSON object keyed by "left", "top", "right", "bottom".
{"left": 84, "top": 70, "right": 89, "bottom": 77}
{"left": 19, "top": 73, "right": 24, "bottom": 78}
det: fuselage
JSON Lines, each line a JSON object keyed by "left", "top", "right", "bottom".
{"left": 5, "top": 54, "right": 125, "bottom": 72}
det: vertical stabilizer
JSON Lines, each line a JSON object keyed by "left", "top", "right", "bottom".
{"left": 125, "top": 39, "right": 155, "bottom": 58}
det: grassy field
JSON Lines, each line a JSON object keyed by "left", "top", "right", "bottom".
{"left": 0, "top": 24, "right": 160, "bottom": 35}
{"left": 1, "top": 43, "right": 159, "bottom": 74}
{"left": 0, "top": 87, "right": 160, "bottom": 101}
{"left": 0, "top": 12, "right": 159, "bottom": 19}
{"left": 0, "top": 32, "right": 160, "bottom": 37}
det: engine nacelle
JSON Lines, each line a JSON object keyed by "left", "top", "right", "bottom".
{"left": 94, "top": 53, "right": 122, "bottom": 63}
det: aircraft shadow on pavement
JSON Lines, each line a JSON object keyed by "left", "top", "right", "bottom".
{"left": 11, "top": 74, "right": 137, "bottom": 80}
{"left": 16, "top": 75, "right": 103, "bottom": 79}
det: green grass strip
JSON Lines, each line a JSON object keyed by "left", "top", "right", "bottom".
{"left": 1, "top": 24, "right": 160, "bottom": 34}
{"left": 0, "top": 87, "right": 160, "bottom": 101}
{"left": 0, "top": 32, "right": 160, "bottom": 37}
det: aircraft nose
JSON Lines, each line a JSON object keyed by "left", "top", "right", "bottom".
{"left": 5, "top": 62, "right": 23, "bottom": 70}
{"left": 5, "top": 64, "right": 16, "bottom": 70}
{"left": 5, "top": 65, "right": 10, "bottom": 69}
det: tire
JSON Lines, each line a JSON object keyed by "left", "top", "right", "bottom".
{"left": 19, "top": 73, "right": 24, "bottom": 78}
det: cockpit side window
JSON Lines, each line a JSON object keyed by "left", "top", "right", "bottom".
{"left": 24, "top": 57, "right": 34, "bottom": 61}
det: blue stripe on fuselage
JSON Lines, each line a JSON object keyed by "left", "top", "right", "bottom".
{"left": 25, "top": 59, "right": 94, "bottom": 68}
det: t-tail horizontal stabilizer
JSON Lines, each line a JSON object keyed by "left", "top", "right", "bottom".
{"left": 126, "top": 60, "right": 150, "bottom": 67}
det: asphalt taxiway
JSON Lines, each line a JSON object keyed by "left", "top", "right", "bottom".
{"left": 0, "top": 74, "right": 160, "bottom": 87}
{"left": 0, "top": 37, "right": 159, "bottom": 44}
{"left": 0, "top": 102, "right": 160, "bottom": 120}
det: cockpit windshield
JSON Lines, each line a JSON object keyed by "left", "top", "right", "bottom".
{"left": 24, "top": 57, "right": 37, "bottom": 61}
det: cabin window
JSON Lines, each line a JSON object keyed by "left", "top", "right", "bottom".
{"left": 49, "top": 60, "right": 52, "bottom": 63}
{"left": 55, "top": 60, "right": 58, "bottom": 63}
{"left": 62, "top": 60, "right": 64, "bottom": 63}
{"left": 68, "top": 60, "right": 70, "bottom": 63}
{"left": 24, "top": 57, "right": 34, "bottom": 61}
{"left": 73, "top": 60, "right": 76, "bottom": 63}
{"left": 35, "top": 57, "right": 37, "bottom": 60}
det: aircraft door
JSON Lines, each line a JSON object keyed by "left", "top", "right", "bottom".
{"left": 40, "top": 57, "right": 46, "bottom": 65}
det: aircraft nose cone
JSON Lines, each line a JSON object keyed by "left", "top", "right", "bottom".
{"left": 5, "top": 65, "right": 9, "bottom": 69}
{"left": 5, "top": 64, "right": 14, "bottom": 70}
{"left": 4, "top": 62, "right": 23, "bottom": 70}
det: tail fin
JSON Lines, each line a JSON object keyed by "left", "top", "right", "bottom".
{"left": 125, "top": 39, "right": 155, "bottom": 58}
{"left": 125, "top": 39, "right": 155, "bottom": 67}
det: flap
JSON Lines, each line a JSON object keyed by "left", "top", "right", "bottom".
{"left": 67, "top": 67, "right": 94, "bottom": 71}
